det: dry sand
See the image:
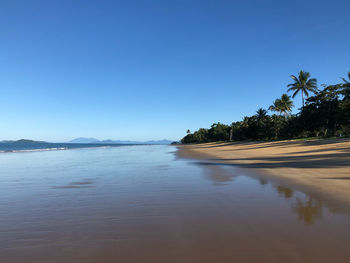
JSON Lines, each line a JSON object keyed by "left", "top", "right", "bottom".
{"left": 178, "top": 138, "right": 350, "bottom": 207}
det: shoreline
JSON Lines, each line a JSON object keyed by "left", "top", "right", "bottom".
{"left": 177, "top": 138, "right": 350, "bottom": 209}
{"left": 0, "top": 143, "right": 159, "bottom": 154}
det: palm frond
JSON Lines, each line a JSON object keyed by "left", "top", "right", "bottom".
{"left": 342, "top": 78, "right": 350, "bottom": 86}
{"left": 292, "top": 90, "right": 299, "bottom": 98}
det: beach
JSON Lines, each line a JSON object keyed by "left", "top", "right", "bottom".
{"left": 178, "top": 138, "right": 350, "bottom": 208}
{"left": 2, "top": 145, "right": 350, "bottom": 262}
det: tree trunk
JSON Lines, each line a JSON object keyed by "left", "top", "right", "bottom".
{"left": 302, "top": 91, "right": 304, "bottom": 108}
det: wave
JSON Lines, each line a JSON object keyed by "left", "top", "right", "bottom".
{"left": 0, "top": 147, "right": 68, "bottom": 153}
{"left": 0, "top": 144, "right": 119, "bottom": 154}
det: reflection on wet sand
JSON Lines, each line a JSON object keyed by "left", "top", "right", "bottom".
{"left": 259, "top": 178, "right": 269, "bottom": 185}
{"left": 196, "top": 162, "right": 236, "bottom": 184}
{"left": 276, "top": 186, "right": 294, "bottom": 199}
{"left": 196, "top": 158, "right": 347, "bottom": 226}
{"left": 53, "top": 180, "right": 94, "bottom": 189}
{"left": 293, "top": 196, "right": 323, "bottom": 225}
{"left": 275, "top": 185, "right": 323, "bottom": 225}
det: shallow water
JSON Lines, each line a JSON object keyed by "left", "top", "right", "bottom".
{"left": 1, "top": 145, "right": 350, "bottom": 262}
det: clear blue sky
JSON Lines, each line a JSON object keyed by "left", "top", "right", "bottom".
{"left": 1, "top": 0, "right": 349, "bottom": 142}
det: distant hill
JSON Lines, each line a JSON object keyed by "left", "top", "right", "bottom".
{"left": 143, "top": 140, "right": 172, "bottom": 145}
{"left": 69, "top": 137, "right": 101, "bottom": 143}
{"left": 0, "top": 139, "right": 47, "bottom": 144}
{"left": 68, "top": 138, "right": 172, "bottom": 145}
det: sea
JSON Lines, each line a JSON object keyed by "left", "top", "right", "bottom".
{"left": 0, "top": 141, "right": 136, "bottom": 153}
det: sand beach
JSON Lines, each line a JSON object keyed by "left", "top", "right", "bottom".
{"left": 178, "top": 139, "right": 350, "bottom": 207}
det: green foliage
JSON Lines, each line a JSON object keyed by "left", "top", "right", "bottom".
{"left": 287, "top": 70, "right": 317, "bottom": 107}
{"left": 340, "top": 72, "right": 350, "bottom": 100}
{"left": 181, "top": 71, "right": 350, "bottom": 143}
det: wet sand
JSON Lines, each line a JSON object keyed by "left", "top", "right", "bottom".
{"left": 178, "top": 139, "right": 350, "bottom": 207}
{"left": 1, "top": 145, "right": 350, "bottom": 262}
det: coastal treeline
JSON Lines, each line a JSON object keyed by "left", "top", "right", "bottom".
{"left": 181, "top": 71, "right": 350, "bottom": 143}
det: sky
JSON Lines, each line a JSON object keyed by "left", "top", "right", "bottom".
{"left": 1, "top": 0, "right": 349, "bottom": 142}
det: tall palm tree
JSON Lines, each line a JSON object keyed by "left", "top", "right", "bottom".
{"left": 287, "top": 70, "right": 317, "bottom": 107}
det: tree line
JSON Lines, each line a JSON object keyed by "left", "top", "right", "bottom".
{"left": 181, "top": 71, "right": 350, "bottom": 144}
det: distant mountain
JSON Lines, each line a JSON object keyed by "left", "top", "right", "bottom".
{"left": 68, "top": 138, "right": 172, "bottom": 145}
{"left": 69, "top": 137, "right": 101, "bottom": 143}
{"left": 0, "top": 139, "right": 47, "bottom": 144}
{"left": 100, "top": 139, "right": 114, "bottom": 143}
{"left": 144, "top": 140, "right": 173, "bottom": 145}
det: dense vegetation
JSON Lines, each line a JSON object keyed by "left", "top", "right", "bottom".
{"left": 181, "top": 71, "right": 350, "bottom": 144}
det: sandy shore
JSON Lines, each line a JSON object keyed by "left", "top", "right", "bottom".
{"left": 3, "top": 144, "right": 350, "bottom": 262}
{"left": 178, "top": 139, "right": 350, "bottom": 207}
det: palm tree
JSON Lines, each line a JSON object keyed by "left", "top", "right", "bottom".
{"left": 340, "top": 71, "right": 350, "bottom": 100}
{"left": 279, "top": 93, "right": 294, "bottom": 117}
{"left": 255, "top": 108, "right": 268, "bottom": 139}
{"left": 287, "top": 70, "right": 317, "bottom": 107}
{"left": 256, "top": 108, "right": 267, "bottom": 122}
{"left": 269, "top": 94, "right": 293, "bottom": 117}
{"left": 268, "top": 98, "right": 282, "bottom": 115}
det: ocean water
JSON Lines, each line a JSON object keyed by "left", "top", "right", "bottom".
{"left": 0, "top": 141, "right": 133, "bottom": 152}
{"left": 1, "top": 145, "right": 350, "bottom": 263}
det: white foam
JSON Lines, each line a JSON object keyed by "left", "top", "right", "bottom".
{"left": 1, "top": 147, "right": 67, "bottom": 153}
